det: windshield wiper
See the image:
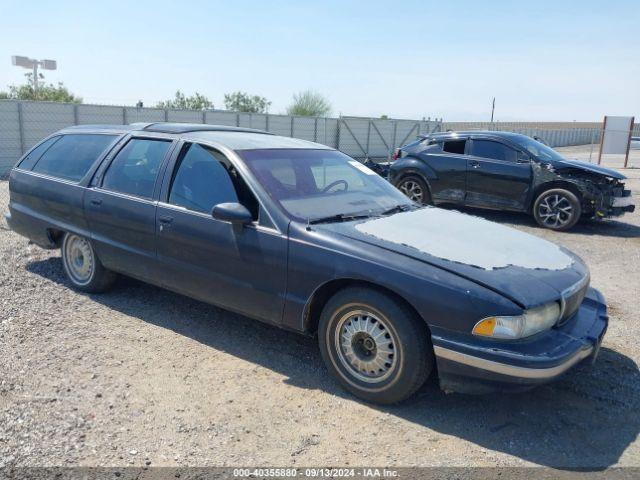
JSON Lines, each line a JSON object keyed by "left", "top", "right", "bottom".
{"left": 308, "top": 213, "right": 373, "bottom": 225}
{"left": 380, "top": 204, "right": 414, "bottom": 216}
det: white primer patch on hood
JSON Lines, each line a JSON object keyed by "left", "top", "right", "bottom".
{"left": 354, "top": 208, "right": 574, "bottom": 271}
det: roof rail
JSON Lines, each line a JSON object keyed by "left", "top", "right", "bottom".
{"left": 141, "top": 123, "right": 273, "bottom": 135}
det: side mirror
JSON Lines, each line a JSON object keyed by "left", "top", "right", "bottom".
{"left": 211, "top": 202, "right": 253, "bottom": 225}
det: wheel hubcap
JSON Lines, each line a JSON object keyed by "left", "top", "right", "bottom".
{"left": 538, "top": 194, "right": 573, "bottom": 228}
{"left": 64, "top": 236, "right": 94, "bottom": 284}
{"left": 335, "top": 310, "right": 397, "bottom": 383}
{"left": 399, "top": 180, "right": 423, "bottom": 202}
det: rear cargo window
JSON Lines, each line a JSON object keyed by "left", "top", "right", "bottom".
{"left": 18, "top": 136, "right": 61, "bottom": 170}
{"left": 31, "top": 134, "right": 117, "bottom": 182}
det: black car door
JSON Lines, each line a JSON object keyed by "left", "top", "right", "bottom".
{"left": 465, "top": 138, "right": 532, "bottom": 211}
{"left": 84, "top": 136, "right": 174, "bottom": 280}
{"left": 422, "top": 138, "right": 468, "bottom": 204}
{"left": 155, "top": 142, "right": 288, "bottom": 325}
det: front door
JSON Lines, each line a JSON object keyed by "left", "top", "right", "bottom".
{"left": 465, "top": 138, "right": 532, "bottom": 210}
{"left": 155, "top": 142, "right": 288, "bottom": 325}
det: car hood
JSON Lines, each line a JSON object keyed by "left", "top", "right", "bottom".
{"left": 550, "top": 158, "right": 626, "bottom": 179}
{"left": 316, "top": 207, "right": 588, "bottom": 308}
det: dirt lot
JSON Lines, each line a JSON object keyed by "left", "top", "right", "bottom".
{"left": 1, "top": 160, "right": 639, "bottom": 470}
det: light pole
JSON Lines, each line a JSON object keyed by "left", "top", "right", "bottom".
{"left": 11, "top": 56, "right": 57, "bottom": 98}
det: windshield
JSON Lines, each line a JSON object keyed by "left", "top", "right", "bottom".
{"left": 239, "top": 149, "right": 412, "bottom": 222}
{"left": 518, "top": 136, "right": 566, "bottom": 162}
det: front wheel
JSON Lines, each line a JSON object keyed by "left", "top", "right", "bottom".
{"left": 533, "top": 188, "right": 582, "bottom": 231}
{"left": 318, "top": 287, "right": 433, "bottom": 404}
{"left": 61, "top": 233, "right": 117, "bottom": 292}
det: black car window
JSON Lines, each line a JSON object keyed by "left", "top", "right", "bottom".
{"left": 18, "top": 136, "right": 61, "bottom": 170}
{"left": 442, "top": 139, "right": 466, "bottom": 154}
{"left": 472, "top": 140, "right": 517, "bottom": 162}
{"left": 31, "top": 134, "right": 117, "bottom": 182}
{"left": 102, "top": 138, "right": 171, "bottom": 199}
{"left": 168, "top": 143, "right": 258, "bottom": 219}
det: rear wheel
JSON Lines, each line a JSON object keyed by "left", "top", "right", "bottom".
{"left": 396, "top": 175, "right": 431, "bottom": 205}
{"left": 533, "top": 188, "right": 582, "bottom": 231}
{"left": 318, "top": 287, "right": 433, "bottom": 404}
{"left": 61, "top": 233, "right": 117, "bottom": 292}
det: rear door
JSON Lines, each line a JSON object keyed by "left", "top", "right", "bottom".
{"left": 155, "top": 142, "right": 288, "bottom": 324}
{"left": 420, "top": 138, "right": 468, "bottom": 204}
{"left": 84, "top": 136, "right": 174, "bottom": 279}
{"left": 465, "top": 138, "right": 532, "bottom": 210}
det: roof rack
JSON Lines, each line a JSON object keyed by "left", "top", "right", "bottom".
{"left": 141, "top": 123, "right": 272, "bottom": 135}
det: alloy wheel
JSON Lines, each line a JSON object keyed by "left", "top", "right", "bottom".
{"left": 399, "top": 179, "right": 423, "bottom": 202}
{"left": 538, "top": 194, "right": 574, "bottom": 229}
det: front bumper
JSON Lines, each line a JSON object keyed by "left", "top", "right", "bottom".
{"left": 600, "top": 189, "right": 635, "bottom": 217}
{"left": 432, "top": 287, "right": 608, "bottom": 394}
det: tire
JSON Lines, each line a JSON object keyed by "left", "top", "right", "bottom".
{"left": 396, "top": 175, "right": 432, "bottom": 205}
{"left": 533, "top": 188, "right": 582, "bottom": 231}
{"left": 318, "top": 287, "right": 433, "bottom": 404}
{"left": 61, "top": 233, "right": 117, "bottom": 293}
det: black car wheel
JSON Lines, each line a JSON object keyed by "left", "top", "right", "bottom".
{"left": 396, "top": 175, "right": 431, "bottom": 204}
{"left": 533, "top": 188, "right": 582, "bottom": 231}
{"left": 318, "top": 287, "right": 433, "bottom": 404}
{"left": 61, "top": 233, "right": 117, "bottom": 292}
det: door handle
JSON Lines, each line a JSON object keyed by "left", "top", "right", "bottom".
{"left": 90, "top": 199, "right": 102, "bottom": 206}
{"left": 158, "top": 216, "right": 174, "bottom": 224}
{"left": 470, "top": 161, "right": 480, "bottom": 169}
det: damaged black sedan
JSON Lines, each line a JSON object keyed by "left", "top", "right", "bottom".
{"left": 390, "top": 131, "right": 635, "bottom": 230}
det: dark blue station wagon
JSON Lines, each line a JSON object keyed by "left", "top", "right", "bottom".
{"left": 6, "top": 123, "right": 608, "bottom": 403}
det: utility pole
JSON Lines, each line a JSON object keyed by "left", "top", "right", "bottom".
{"left": 490, "top": 97, "right": 495, "bottom": 123}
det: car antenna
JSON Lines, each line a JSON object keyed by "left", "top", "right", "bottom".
{"left": 306, "top": 216, "right": 312, "bottom": 231}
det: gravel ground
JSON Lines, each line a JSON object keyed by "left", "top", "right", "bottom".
{"left": 1, "top": 163, "right": 639, "bottom": 470}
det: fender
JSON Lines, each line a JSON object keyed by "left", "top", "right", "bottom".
{"left": 390, "top": 156, "right": 438, "bottom": 183}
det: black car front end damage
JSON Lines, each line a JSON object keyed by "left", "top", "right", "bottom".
{"left": 533, "top": 161, "right": 636, "bottom": 220}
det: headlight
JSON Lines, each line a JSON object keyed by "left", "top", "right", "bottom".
{"left": 472, "top": 302, "right": 561, "bottom": 340}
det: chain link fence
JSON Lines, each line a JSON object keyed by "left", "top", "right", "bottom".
{"left": 0, "top": 100, "right": 444, "bottom": 228}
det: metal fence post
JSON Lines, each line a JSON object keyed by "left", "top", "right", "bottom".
{"left": 290, "top": 116, "right": 294, "bottom": 137}
{"left": 314, "top": 117, "right": 318, "bottom": 142}
{"left": 202, "top": 111, "right": 206, "bottom": 124}
{"left": 17, "top": 101, "right": 25, "bottom": 155}
{"left": 122, "top": 107, "right": 127, "bottom": 124}
{"left": 164, "top": 109, "right": 169, "bottom": 122}
{"left": 73, "top": 104, "right": 79, "bottom": 125}
{"left": 336, "top": 117, "right": 341, "bottom": 150}
{"left": 366, "top": 120, "right": 371, "bottom": 157}
{"left": 266, "top": 113, "right": 270, "bottom": 133}
{"left": 391, "top": 121, "right": 398, "bottom": 153}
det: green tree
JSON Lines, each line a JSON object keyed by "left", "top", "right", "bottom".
{"left": 380, "top": 114, "right": 389, "bottom": 120}
{"left": 156, "top": 90, "right": 213, "bottom": 110}
{"left": 0, "top": 73, "right": 81, "bottom": 103}
{"left": 286, "top": 90, "right": 331, "bottom": 117}
{"left": 224, "top": 91, "right": 271, "bottom": 113}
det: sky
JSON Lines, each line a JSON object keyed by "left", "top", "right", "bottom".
{"left": 0, "top": 0, "right": 638, "bottom": 121}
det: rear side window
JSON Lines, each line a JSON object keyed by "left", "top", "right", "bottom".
{"left": 472, "top": 140, "right": 517, "bottom": 162}
{"left": 442, "top": 139, "right": 466, "bottom": 154}
{"left": 102, "top": 138, "right": 172, "bottom": 199}
{"left": 31, "top": 134, "right": 117, "bottom": 181}
{"left": 18, "top": 136, "right": 61, "bottom": 170}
